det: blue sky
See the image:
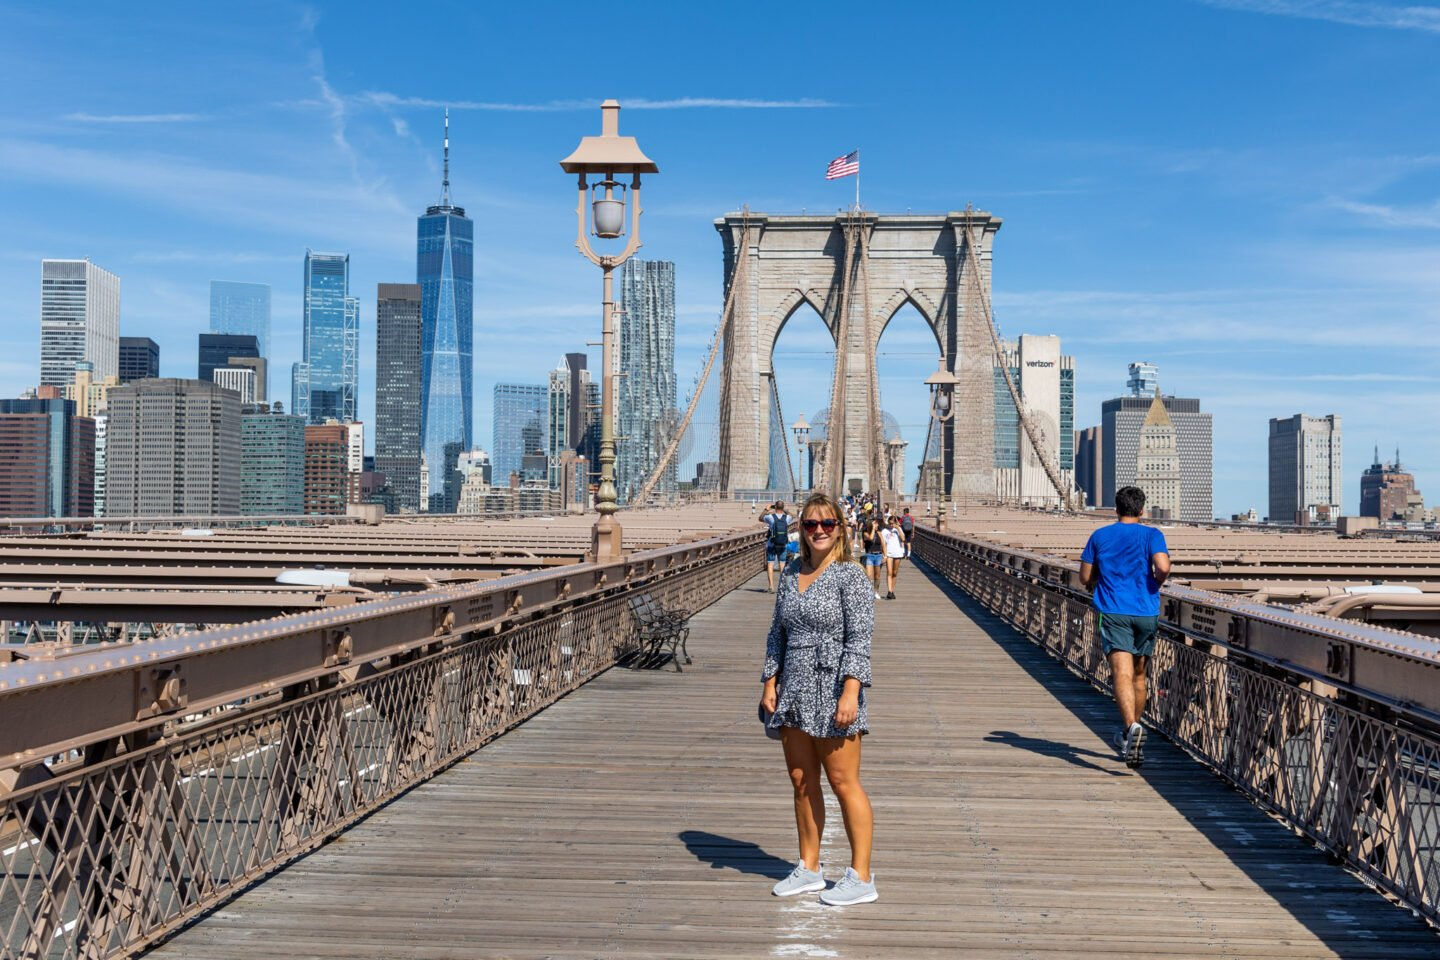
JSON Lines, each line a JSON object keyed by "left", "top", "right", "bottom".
{"left": 1, "top": 0, "right": 1436, "bottom": 515}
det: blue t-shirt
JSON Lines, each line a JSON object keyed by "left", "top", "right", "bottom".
{"left": 1080, "top": 522, "right": 1169, "bottom": 616}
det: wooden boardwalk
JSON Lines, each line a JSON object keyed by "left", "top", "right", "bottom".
{"left": 151, "top": 560, "right": 1440, "bottom": 959}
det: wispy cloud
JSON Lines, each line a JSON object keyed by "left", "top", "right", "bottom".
{"left": 360, "top": 92, "right": 838, "bottom": 112}
{"left": 1328, "top": 196, "right": 1440, "bottom": 227}
{"left": 0, "top": 138, "right": 412, "bottom": 253}
{"left": 1194, "top": 0, "right": 1440, "bottom": 34}
{"left": 65, "top": 112, "right": 208, "bottom": 123}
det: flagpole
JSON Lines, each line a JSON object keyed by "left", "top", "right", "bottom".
{"left": 855, "top": 150, "right": 861, "bottom": 211}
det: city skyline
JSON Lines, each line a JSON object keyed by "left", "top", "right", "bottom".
{"left": 1, "top": 1, "right": 1436, "bottom": 514}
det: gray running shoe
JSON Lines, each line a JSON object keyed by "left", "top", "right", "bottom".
{"left": 1125, "top": 722, "right": 1146, "bottom": 768}
{"left": 819, "top": 867, "right": 878, "bottom": 906}
{"left": 772, "top": 862, "right": 825, "bottom": 897}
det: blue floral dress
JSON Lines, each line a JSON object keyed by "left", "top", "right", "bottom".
{"left": 762, "top": 559, "right": 874, "bottom": 738}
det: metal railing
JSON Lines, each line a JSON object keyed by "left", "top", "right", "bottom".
{"left": 912, "top": 526, "right": 1440, "bottom": 927}
{"left": 0, "top": 530, "right": 762, "bottom": 959}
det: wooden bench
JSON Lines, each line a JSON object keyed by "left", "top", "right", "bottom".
{"left": 626, "top": 593, "right": 692, "bottom": 671}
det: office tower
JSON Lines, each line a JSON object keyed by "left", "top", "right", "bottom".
{"left": 1126, "top": 361, "right": 1159, "bottom": 397}
{"left": 64, "top": 361, "right": 119, "bottom": 418}
{"left": 1360, "top": 448, "right": 1420, "bottom": 521}
{"left": 375, "top": 284, "right": 423, "bottom": 513}
{"left": 118, "top": 337, "right": 159, "bottom": 383}
{"left": 40, "top": 259, "right": 120, "bottom": 386}
{"left": 992, "top": 334, "right": 1075, "bottom": 507}
{"left": 209, "top": 280, "right": 272, "bottom": 357}
{"left": 226, "top": 356, "right": 267, "bottom": 401}
{"left": 492, "top": 383, "right": 547, "bottom": 486}
{"left": 548, "top": 359, "right": 571, "bottom": 490}
{"left": 296, "top": 251, "right": 358, "bottom": 425}
{"left": 343, "top": 421, "right": 364, "bottom": 473}
{"left": 106, "top": 379, "right": 241, "bottom": 517}
{"left": 1268, "top": 414, "right": 1342, "bottom": 524}
{"left": 0, "top": 395, "right": 95, "bottom": 517}
{"left": 617, "top": 259, "right": 677, "bottom": 503}
{"left": 199, "top": 333, "right": 259, "bottom": 384}
{"left": 547, "top": 355, "right": 598, "bottom": 490}
{"left": 418, "top": 112, "right": 474, "bottom": 511}
{"left": 93, "top": 412, "right": 108, "bottom": 516}
{"left": 1101, "top": 370, "right": 1213, "bottom": 522}
{"left": 241, "top": 403, "right": 305, "bottom": 515}
{"left": 304, "top": 423, "right": 349, "bottom": 515}
{"left": 1074, "top": 426, "right": 1103, "bottom": 509}
{"left": 1135, "top": 390, "right": 1181, "bottom": 520}
{"left": 213, "top": 365, "right": 258, "bottom": 404}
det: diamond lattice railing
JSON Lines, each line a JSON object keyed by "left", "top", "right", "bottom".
{"left": 912, "top": 526, "right": 1440, "bottom": 928}
{"left": 0, "top": 534, "right": 760, "bottom": 960}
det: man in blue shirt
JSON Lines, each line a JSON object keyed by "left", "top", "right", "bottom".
{"left": 1079, "top": 485, "right": 1171, "bottom": 768}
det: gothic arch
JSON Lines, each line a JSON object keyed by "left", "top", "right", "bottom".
{"left": 716, "top": 211, "right": 1001, "bottom": 497}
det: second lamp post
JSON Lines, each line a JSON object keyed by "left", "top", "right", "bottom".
{"left": 560, "top": 100, "right": 658, "bottom": 560}
{"left": 925, "top": 359, "right": 960, "bottom": 533}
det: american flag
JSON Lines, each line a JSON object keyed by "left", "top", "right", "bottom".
{"left": 825, "top": 150, "right": 859, "bottom": 180}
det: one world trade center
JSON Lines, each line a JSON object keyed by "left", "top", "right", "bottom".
{"left": 418, "top": 111, "right": 474, "bottom": 512}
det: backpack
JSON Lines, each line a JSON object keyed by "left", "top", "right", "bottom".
{"left": 900, "top": 515, "right": 914, "bottom": 534}
{"left": 769, "top": 514, "right": 790, "bottom": 548}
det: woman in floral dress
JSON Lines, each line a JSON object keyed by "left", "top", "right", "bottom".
{"left": 760, "top": 493, "right": 878, "bottom": 906}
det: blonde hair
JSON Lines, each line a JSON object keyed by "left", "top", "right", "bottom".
{"left": 799, "top": 493, "right": 856, "bottom": 568}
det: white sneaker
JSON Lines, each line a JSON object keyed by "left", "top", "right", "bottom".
{"left": 772, "top": 862, "right": 825, "bottom": 897}
{"left": 874, "top": 591, "right": 882, "bottom": 600}
{"left": 819, "top": 867, "right": 878, "bottom": 906}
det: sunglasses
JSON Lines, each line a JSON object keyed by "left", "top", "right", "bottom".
{"left": 801, "top": 518, "right": 840, "bottom": 532}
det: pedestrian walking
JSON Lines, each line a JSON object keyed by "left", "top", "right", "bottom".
{"left": 762, "top": 501, "right": 793, "bottom": 593}
{"left": 760, "top": 492, "right": 877, "bottom": 905}
{"left": 1079, "top": 485, "right": 1172, "bottom": 768}
{"left": 898, "top": 507, "right": 914, "bottom": 558}
{"left": 859, "top": 511, "right": 884, "bottom": 600}
{"left": 879, "top": 518, "right": 905, "bottom": 600}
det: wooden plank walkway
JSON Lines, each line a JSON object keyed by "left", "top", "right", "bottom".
{"left": 150, "top": 560, "right": 1440, "bottom": 959}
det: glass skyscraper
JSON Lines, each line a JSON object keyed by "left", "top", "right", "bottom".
{"left": 417, "top": 112, "right": 474, "bottom": 511}
{"left": 209, "top": 281, "right": 272, "bottom": 358}
{"left": 296, "top": 251, "right": 358, "bottom": 425}
{"left": 493, "top": 383, "right": 547, "bottom": 486}
{"left": 616, "top": 259, "right": 677, "bottom": 503}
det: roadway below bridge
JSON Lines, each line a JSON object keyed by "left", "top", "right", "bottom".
{"left": 148, "top": 556, "right": 1437, "bottom": 959}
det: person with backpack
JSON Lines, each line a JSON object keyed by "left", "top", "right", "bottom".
{"left": 898, "top": 507, "right": 915, "bottom": 558}
{"left": 762, "top": 501, "right": 793, "bottom": 593}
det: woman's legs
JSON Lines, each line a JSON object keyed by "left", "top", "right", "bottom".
{"left": 869, "top": 561, "right": 882, "bottom": 593}
{"left": 818, "top": 735, "right": 873, "bottom": 880}
{"left": 780, "top": 728, "right": 824, "bottom": 870}
{"left": 885, "top": 558, "right": 898, "bottom": 595}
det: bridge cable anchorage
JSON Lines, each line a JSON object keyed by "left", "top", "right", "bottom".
{"left": 634, "top": 216, "right": 754, "bottom": 503}
{"left": 823, "top": 212, "right": 861, "bottom": 495}
{"left": 856, "top": 216, "right": 888, "bottom": 496}
{"left": 960, "top": 206, "right": 1079, "bottom": 512}
{"left": 914, "top": 414, "right": 936, "bottom": 500}
{"left": 768, "top": 374, "right": 798, "bottom": 495}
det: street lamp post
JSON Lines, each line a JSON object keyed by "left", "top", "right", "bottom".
{"left": 560, "top": 100, "right": 658, "bottom": 561}
{"left": 792, "top": 416, "right": 810, "bottom": 498}
{"left": 925, "top": 359, "right": 960, "bottom": 534}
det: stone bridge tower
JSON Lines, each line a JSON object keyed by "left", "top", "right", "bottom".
{"left": 714, "top": 211, "right": 1001, "bottom": 499}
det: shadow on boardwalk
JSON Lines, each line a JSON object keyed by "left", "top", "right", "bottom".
{"left": 911, "top": 557, "right": 1431, "bottom": 960}
{"left": 678, "top": 829, "right": 793, "bottom": 880}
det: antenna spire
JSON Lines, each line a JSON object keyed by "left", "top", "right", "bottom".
{"left": 441, "top": 108, "right": 451, "bottom": 207}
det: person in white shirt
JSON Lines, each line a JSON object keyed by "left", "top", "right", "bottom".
{"left": 879, "top": 518, "right": 906, "bottom": 600}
